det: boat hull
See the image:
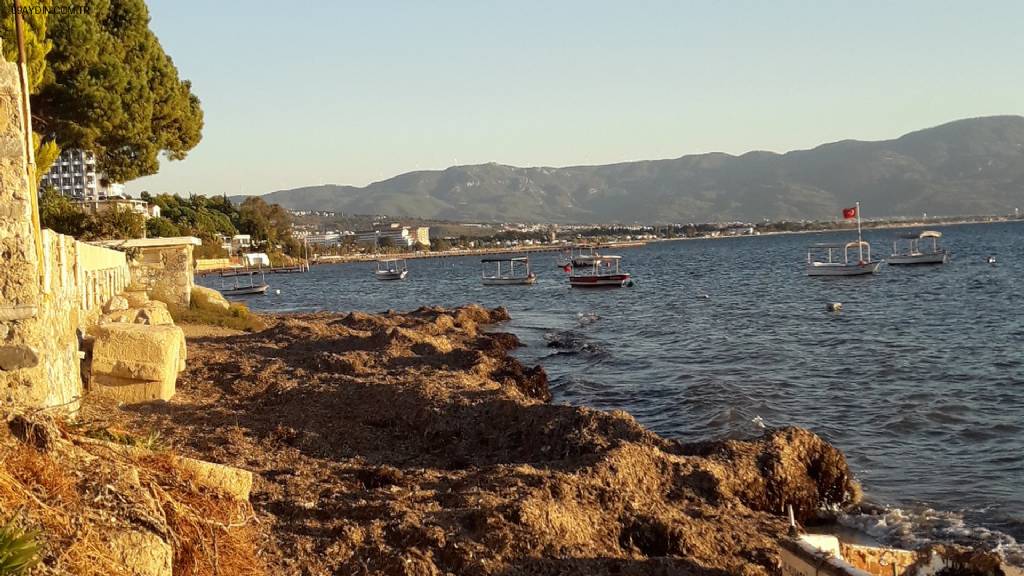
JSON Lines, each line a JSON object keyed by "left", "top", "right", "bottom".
{"left": 375, "top": 270, "right": 408, "bottom": 281}
{"left": 806, "top": 261, "right": 881, "bottom": 276}
{"left": 887, "top": 251, "right": 948, "bottom": 265}
{"left": 482, "top": 276, "right": 537, "bottom": 286}
{"left": 569, "top": 273, "right": 633, "bottom": 288}
{"left": 222, "top": 284, "right": 269, "bottom": 297}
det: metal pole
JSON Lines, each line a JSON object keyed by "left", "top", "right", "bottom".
{"left": 856, "top": 201, "right": 863, "bottom": 262}
{"left": 12, "top": 0, "right": 44, "bottom": 281}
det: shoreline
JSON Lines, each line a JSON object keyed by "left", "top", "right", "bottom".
{"left": 95, "top": 305, "right": 864, "bottom": 574}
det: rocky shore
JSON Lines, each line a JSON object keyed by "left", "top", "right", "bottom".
{"left": 86, "top": 304, "right": 864, "bottom": 575}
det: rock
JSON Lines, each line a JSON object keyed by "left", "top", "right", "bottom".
{"left": 101, "top": 309, "right": 140, "bottom": 324}
{"left": 104, "top": 295, "right": 130, "bottom": 313}
{"left": 108, "top": 529, "right": 172, "bottom": 576}
{"left": 0, "top": 344, "right": 39, "bottom": 370}
{"left": 0, "top": 323, "right": 8, "bottom": 340}
{"left": 191, "top": 285, "right": 230, "bottom": 312}
{"left": 124, "top": 289, "right": 150, "bottom": 308}
{"left": 90, "top": 324, "right": 185, "bottom": 403}
{"left": 135, "top": 304, "right": 174, "bottom": 326}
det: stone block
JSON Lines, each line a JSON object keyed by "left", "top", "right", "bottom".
{"left": 0, "top": 344, "right": 39, "bottom": 370}
{"left": 135, "top": 304, "right": 174, "bottom": 326}
{"left": 90, "top": 324, "right": 184, "bottom": 403}
{"left": 124, "top": 289, "right": 150, "bottom": 308}
{"left": 108, "top": 529, "right": 172, "bottom": 576}
{"left": 92, "top": 324, "right": 184, "bottom": 380}
{"left": 174, "top": 456, "right": 254, "bottom": 501}
{"left": 191, "top": 285, "right": 230, "bottom": 312}
{"left": 104, "top": 295, "right": 130, "bottom": 313}
{"left": 92, "top": 373, "right": 175, "bottom": 403}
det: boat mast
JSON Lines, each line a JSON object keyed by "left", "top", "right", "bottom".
{"left": 856, "top": 201, "right": 863, "bottom": 262}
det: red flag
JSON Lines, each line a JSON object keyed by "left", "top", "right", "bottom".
{"left": 842, "top": 206, "right": 857, "bottom": 219}
{"left": 563, "top": 264, "right": 572, "bottom": 273}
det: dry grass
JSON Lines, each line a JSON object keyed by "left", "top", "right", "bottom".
{"left": 0, "top": 415, "right": 266, "bottom": 575}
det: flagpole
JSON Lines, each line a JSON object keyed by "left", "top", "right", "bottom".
{"left": 856, "top": 201, "right": 863, "bottom": 262}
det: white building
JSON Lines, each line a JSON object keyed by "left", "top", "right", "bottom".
{"left": 355, "top": 225, "right": 430, "bottom": 248}
{"left": 39, "top": 149, "right": 124, "bottom": 201}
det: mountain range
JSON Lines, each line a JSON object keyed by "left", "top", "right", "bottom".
{"left": 239, "top": 116, "right": 1024, "bottom": 223}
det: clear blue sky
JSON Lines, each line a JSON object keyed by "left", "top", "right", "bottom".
{"left": 127, "top": 0, "right": 1024, "bottom": 197}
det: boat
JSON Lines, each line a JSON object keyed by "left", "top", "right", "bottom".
{"left": 481, "top": 256, "right": 537, "bottom": 286}
{"left": 887, "top": 230, "right": 948, "bottom": 265}
{"left": 220, "top": 270, "right": 269, "bottom": 297}
{"left": 780, "top": 531, "right": 1014, "bottom": 576}
{"left": 806, "top": 242, "right": 881, "bottom": 276}
{"left": 806, "top": 202, "right": 880, "bottom": 276}
{"left": 569, "top": 255, "right": 634, "bottom": 288}
{"left": 557, "top": 245, "right": 602, "bottom": 269}
{"left": 375, "top": 259, "right": 408, "bottom": 281}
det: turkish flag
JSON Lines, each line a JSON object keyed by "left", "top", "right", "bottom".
{"left": 842, "top": 206, "right": 857, "bottom": 219}
{"left": 563, "top": 264, "right": 572, "bottom": 273}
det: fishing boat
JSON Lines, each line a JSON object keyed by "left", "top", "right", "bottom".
{"left": 481, "top": 256, "right": 537, "bottom": 285}
{"left": 220, "top": 270, "right": 269, "bottom": 297}
{"left": 557, "top": 245, "right": 602, "bottom": 269}
{"left": 887, "top": 230, "right": 948, "bottom": 265}
{"left": 375, "top": 258, "right": 408, "bottom": 281}
{"left": 806, "top": 202, "right": 881, "bottom": 276}
{"left": 569, "top": 255, "right": 634, "bottom": 288}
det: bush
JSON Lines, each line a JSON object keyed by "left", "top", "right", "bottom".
{"left": 0, "top": 520, "right": 39, "bottom": 575}
{"left": 170, "top": 301, "right": 267, "bottom": 332}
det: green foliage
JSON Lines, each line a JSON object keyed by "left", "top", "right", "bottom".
{"left": 33, "top": 0, "right": 203, "bottom": 182}
{"left": 32, "top": 132, "right": 60, "bottom": 187}
{"left": 90, "top": 206, "right": 145, "bottom": 240}
{"left": 170, "top": 301, "right": 267, "bottom": 332}
{"left": 0, "top": 0, "right": 53, "bottom": 93}
{"left": 39, "top": 188, "right": 144, "bottom": 240}
{"left": 39, "top": 186, "right": 89, "bottom": 236}
{"left": 0, "top": 519, "right": 40, "bottom": 575}
{"left": 145, "top": 216, "right": 181, "bottom": 238}
{"left": 430, "top": 238, "right": 451, "bottom": 251}
{"left": 84, "top": 427, "right": 166, "bottom": 451}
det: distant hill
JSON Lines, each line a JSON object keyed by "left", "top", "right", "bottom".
{"left": 237, "top": 116, "right": 1024, "bottom": 223}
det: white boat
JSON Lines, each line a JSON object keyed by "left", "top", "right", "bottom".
{"left": 375, "top": 259, "right": 408, "bottom": 281}
{"left": 569, "top": 255, "right": 634, "bottom": 288}
{"left": 220, "top": 270, "right": 269, "bottom": 297}
{"left": 557, "top": 245, "right": 602, "bottom": 268}
{"left": 888, "top": 230, "right": 948, "bottom": 265}
{"left": 806, "top": 242, "right": 881, "bottom": 276}
{"left": 481, "top": 256, "right": 537, "bottom": 286}
{"left": 807, "top": 202, "right": 880, "bottom": 276}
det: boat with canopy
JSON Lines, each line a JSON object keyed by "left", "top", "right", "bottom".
{"left": 375, "top": 259, "right": 408, "bottom": 280}
{"left": 806, "top": 202, "right": 881, "bottom": 276}
{"left": 568, "top": 255, "right": 634, "bottom": 287}
{"left": 481, "top": 256, "right": 537, "bottom": 285}
{"left": 888, "top": 230, "right": 948, "bottom": 265}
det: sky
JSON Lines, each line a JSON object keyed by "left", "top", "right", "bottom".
{"left": 127, "top": 0, "right": 1024, "bottom": 197}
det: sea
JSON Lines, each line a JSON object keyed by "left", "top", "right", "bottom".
{"left": 200, "top": 220, "right": 1024, "bottom": 562}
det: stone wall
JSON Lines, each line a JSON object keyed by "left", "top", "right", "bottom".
{"left": 129, "top": 244, "right": 195, "bottom": 309}
{"left": 0, "top": 49, "right": 130, "bottom": 411}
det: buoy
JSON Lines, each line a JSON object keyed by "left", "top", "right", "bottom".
{"left": 986, "top": 256, "right": 996, "bottom": 264}
{"left": 827, "top": 302, "right": 842, "bottom": 312}
{"left": 274, "top": 289, "right": 281, "bottom": 295}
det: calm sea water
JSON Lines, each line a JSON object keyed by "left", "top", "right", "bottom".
{"left": 201, "top": 221, "right": 1024, "bottom": 559}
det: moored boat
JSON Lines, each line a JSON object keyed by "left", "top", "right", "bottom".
{"left": 481, "top": 256, "right": 537, "bottom": 285}
{"left": 806, "top": 242, "right": 881, "bottom": 276}
{"left": 220, "top": 270, "right": 269, "bottom": 297}
{"left": 807, "top": 202, "right": 880, "bottom": 276}
{"left": 375, "top": 259, "right": 408, "bottom": 281}
{"left": 888, "top": 230, "right": 948, "bottom": 265}
{"left": 568, "top": 255, "right": 634, "bottom": 288}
